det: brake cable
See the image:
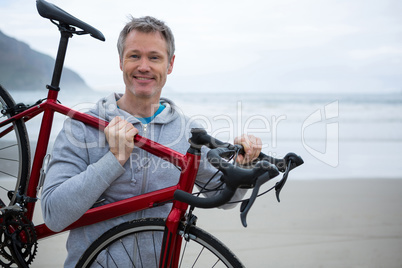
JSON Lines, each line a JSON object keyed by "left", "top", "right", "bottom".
{"left": 194, "top": 149, "right": 238, "bottom": 197}
{"left": 191, "top": 148, "right": 293, "bottom": 212}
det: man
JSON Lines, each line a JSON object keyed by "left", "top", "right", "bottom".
{"left": 42, "top": 16, "right": 262, "bottom": 267}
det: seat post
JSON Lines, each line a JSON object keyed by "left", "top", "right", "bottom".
{"left": 48, "top": 27, "right": 72, "bottom": 91}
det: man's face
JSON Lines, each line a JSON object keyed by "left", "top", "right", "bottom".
{"left": 120, "top": 30, "right": 175, "bottom": 100}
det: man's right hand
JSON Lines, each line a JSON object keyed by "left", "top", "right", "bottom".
{"left": 104, "top": 116, "right": 139, "bottom": 166}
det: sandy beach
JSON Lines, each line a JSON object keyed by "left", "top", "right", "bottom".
{"left": 2, "top": 88, "right": 400, "bottom": 267}
{"left": 27, "top": 179, "right": 402, "bottom": 267}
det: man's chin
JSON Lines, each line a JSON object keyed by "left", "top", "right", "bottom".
{"left": 131, "top": 88, "right": 161, "bottom": 100}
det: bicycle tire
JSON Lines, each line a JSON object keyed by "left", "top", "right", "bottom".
{"left": 0, "top": 85, "right": 31, "bottom": 206}
{"left": 76, "top": 218, "right": 244, "bottom": 268}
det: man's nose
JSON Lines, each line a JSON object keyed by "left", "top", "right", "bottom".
{"left": 137, "top": 58, "right": 151, "bottom": 72}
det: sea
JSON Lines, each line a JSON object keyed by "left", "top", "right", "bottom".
{"left": 9, "top": 89, "right": 402, "bottom": 181}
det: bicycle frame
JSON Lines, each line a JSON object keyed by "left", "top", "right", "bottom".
{"left": 1, "top": 2, "right": 305, "bottom": 266}
{"left": 0, "top": 89, "right": 204, "bottom": 267}
{"left": 1, "top": 87, "right": 204, "bottom": 267}
{"left": 1, "top": 9, "right": 208, "bottom": 267}
{"left": 0, "top": 25, "right": 205, "bottom": 263}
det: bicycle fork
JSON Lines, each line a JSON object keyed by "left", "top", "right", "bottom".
{"left": 158, "top": 146, "right": 201, "bottom": 268}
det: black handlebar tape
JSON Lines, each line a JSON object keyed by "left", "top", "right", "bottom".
{"left": 284, "top": 152, "right": 304, "bottom": 170}
{"left": 174, "top": 187, "right": 235, "bottom": 208}
{"left": 206, "top": 147, "right": 236, "bottom": 171}
{"left": 257, "top": 153, "right": 286, "bottom": 172}
{"left": 189, "top": 129, "right": 301, "bottom": 173}
{"left": 189, "top": 128, "right": 230, "bottom": 149}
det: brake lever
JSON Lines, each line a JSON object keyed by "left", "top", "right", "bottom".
{"left": 274, "top": 161, "right": 291, "bottom": 202}
{"left": 240, "top": 165, "right": 279, "bottom": 227}
{"left": 274, "top": 153, "right": 304, "bottom": 202}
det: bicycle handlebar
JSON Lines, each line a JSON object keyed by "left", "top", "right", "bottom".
{"left": 174, "top": 156, "right": 279, "bottom": 208}
{"left": 174, "top": 129, "right": 304, "bottom": 227}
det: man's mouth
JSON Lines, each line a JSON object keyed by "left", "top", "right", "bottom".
{"left": 134, "top": 76, "right": 153, "bottom": 81}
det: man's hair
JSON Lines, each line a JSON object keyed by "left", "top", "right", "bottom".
{"left": 117, "top": 16, "right": 175, "bottom": 62}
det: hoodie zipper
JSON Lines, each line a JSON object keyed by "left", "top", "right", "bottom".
{"left": 143, "top": 123, "right": 148, "bottom": 137}
{"left": 140, "top": 123, "right": 149, "bottom": 195}
{"left": 139, "top": 123, "right": 149, "bottom": 219}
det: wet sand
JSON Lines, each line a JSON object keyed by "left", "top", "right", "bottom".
{"left": 27, "top": 179, "right": 402, "bottom": 267}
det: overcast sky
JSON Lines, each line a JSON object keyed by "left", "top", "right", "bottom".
{"left": 1, "top": 0, "right": 401, "bottom": 94}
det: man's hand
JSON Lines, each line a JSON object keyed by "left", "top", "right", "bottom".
{"left": 234, "top": 134, "right": 262, "bottom": 165}
{"left": 104, "top": 116, "right": 139, "bottom": 166}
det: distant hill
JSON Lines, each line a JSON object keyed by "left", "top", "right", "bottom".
{"left": 0, "top": 30, "right": 91, "bottom": 92}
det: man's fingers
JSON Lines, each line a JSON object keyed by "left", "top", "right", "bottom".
{"left": 234, "top": 134, "right": 262, "bottom": 164}
{"left": 104, "top": 116, "right": 139, "bottom": 166}
{"left": 106, "top": 116, "right": 122, "bottom": 128}
{"left": 124, "top": 124, "right": 139, "bottom": 145}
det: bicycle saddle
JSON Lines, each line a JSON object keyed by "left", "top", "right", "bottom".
{"left": 36, "top": 0, "right": 105, "bottom": 41}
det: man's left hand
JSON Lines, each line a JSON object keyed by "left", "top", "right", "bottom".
{"left": 234, "top": 134, "right": 262, "bottom": 165}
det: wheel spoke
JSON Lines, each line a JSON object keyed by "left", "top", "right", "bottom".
{"left": 76, "top": 218, "right": 244, "bottom": 268}
{"left": 134, "top": 233, "right": 143, "bottom": 268}
{"left": 212, "top": 259, "right": 221, "bottom": 267}
{"left": 152, "top": 231, "right": 158, "bottom": 267}
{"left": 106, "top": 248, "right": 118, "bottom": 267}
{"left": 179, "top": 240, "right": 188, "bottom": 268}
{"left": 120, "top": 239, "right": 135, "bottom": 267}
{"left": 0, "top": 143, "right": 18, "bottom": 151}
{"left": 192, "top": 246, "right": 205, "bottom": 267}
{"left": 0, "top": 157, "right": 18, "bottom": 162}
{"left": 0, "top": 170, "right": 17, "bottom": 179}
{"left": 95, "top": 259, "right": 106, "bottom": 268}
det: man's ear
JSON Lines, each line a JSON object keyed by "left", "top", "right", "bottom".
{"left": 119, "top": 57, "right": 123, "bottom": 71}
{"left": 167, "top": 55, "right": 175, "bottom": 74}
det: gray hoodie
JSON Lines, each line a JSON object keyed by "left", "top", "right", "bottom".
{"left": 41, "top": 93, "right": 245, "bottom": 267}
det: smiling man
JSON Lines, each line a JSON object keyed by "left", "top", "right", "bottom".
{"left": 117, "top": 28, "right": 175, "bottom": 116}
{"left": 41, "top": 16, "right": 262, "bottom": 267}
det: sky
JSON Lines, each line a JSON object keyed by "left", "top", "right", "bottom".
{"left": 0, "top": 0, "right": 401, "bottom": 94}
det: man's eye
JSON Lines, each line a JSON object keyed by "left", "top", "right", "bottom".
{"left": 130, "top": 55, "right": 139, "bottom": 59}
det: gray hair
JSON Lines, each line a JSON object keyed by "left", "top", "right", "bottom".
{"left": 117, "top": 16, "right": 175, "bottom": 62}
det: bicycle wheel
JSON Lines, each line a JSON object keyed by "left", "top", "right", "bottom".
{"left": 76, "top": 218, "right": 244, "bottom": 268}
{"left": 0, "top": 86, "right": 30, "bottom": 206}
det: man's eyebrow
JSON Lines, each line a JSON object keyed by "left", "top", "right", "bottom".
{"left": 126, "top": 49, "right": 140, "bottom": 54}
{"left": 126, "top": 49, "right": 164, "bottom": 55}
{"left": 148, "top": 50, "right": 165, "bottom": 55}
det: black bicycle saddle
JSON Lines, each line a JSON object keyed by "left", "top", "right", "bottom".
{"left": 36, "top": 0, "right": 105, "bottom": 41}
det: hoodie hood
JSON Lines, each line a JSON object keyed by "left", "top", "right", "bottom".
{"left": 89, "top": 93, "right": 181, "bottom": 125}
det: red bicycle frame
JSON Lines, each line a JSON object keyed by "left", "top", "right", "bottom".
{"left": 0, "top": 5, "right": 205, "bottom": 266}
{"left": 1, "top": 87, "right": 202, "bottom": 267}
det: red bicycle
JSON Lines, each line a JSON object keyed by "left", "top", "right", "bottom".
{"left": 0, "top": 1, "right": 303, "bottom": 267}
